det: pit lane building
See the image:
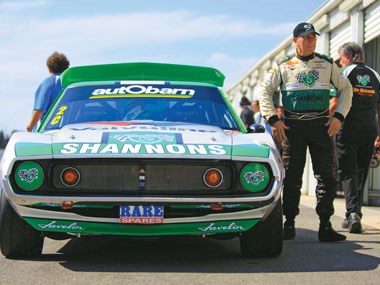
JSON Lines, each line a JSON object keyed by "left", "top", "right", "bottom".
{"left": 226, "top": 0, "right": 380, "bottom": 205}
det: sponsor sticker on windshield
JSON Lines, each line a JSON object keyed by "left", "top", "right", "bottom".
{"left": 90, "top": 84, "right": 196, "bottom": 99}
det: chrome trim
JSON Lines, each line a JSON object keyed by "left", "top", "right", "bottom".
{"left": 14, "top": 197, "right": 279, "bottom": 225}
{"left": 3, "top": 178, "right": 282, "bottom": 206}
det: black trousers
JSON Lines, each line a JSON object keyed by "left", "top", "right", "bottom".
{"left": 282, "top": 117, "right": 336, "bottom": 221}
{"left": 335, "top": 133, "right": 376, "bottom": 218}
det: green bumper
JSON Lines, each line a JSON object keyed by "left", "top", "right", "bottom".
{"left": 24, "top": 218, "right": 259, "bottom": 236}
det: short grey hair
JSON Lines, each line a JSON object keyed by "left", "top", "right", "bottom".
{"left": 338, "top": 42, "right": 365, "bottom": 62}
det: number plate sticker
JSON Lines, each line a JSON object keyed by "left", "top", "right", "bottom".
{"left": 119, "top": 205, "right": 164, "bottom": 224}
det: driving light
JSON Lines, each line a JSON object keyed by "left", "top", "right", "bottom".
{"left": 203, "top": 168, "right": 223, "bottom": 188}
{"left": 61, "top": 167, "right": 80, "bottom": 187}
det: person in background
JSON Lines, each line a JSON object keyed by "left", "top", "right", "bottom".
{"left": 239, "top": 96, "right": 255, "bottom": 130}
{"left": 259, "top": 22, "right": 353, "bottom": 242}
{"left": 27, "top": 52, "right": 70, "bottom": 132}
{"left": 274, "top": 104, "right": 284, "bottom": 154}
{"left": 252, "top": 99, "right": 261, "bottom": 122}
{"left": 275, "top": 104, "right": 284, "bottom": 120}
{"left": 336, "top": 42, "right": 380, "bottom": 233}
{"left": 252, "top": 99, "right": 272, "bottom": 133}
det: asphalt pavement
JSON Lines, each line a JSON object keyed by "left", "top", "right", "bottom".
{"left": 300, "top": 194, "right": 380, "bottom": 230}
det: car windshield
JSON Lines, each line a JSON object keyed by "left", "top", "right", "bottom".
{"left": 42, "top": 82, "right": 239, "bottom": 131}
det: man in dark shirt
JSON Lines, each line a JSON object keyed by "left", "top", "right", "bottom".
{"left": 239, "top": 96, "right": 255, "bottom": 129}
{"left": 336, "top": 42, "right": 380, "bottom": 233}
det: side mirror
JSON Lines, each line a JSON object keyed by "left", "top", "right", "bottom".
{"left": 247, "top": 123, "right": 265, "bottom": 133}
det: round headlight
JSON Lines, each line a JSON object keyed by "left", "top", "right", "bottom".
{"left": 15, "top": 161, "right": 44, "bottom": 191}
{"left": 240, "top": 163, "right": 270, "bottom": 192}
{"left": 60, "top": 167, "right": 80, "bottom": 187}
{"left": 203, "top": 168, "right": 223, "bottom": 188}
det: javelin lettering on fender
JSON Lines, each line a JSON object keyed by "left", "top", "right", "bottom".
{"left": 59, "top": 143, "right": 227, "bottom": 155}
{"left": 198, "top": 222, "right": 245, "bottom": 232}
{"left": 38, "top": 221, "right": 84, "bottom": 230}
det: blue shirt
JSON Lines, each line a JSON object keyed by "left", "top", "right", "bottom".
{"left": 254, "top": 112, "right": 272, "bottom": 134}
{"left": 33, "top": 73, "right": 62, "bottom": 121}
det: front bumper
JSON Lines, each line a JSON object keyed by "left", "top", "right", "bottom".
{"left": 3, "top": 178, "right": 282, "bottom": 236}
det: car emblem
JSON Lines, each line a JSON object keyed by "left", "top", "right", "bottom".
{"left": 139, "top": 168, "right": 146, "bottom": 189}
{"left": 18, "top": 168, "right": 39, "bottom": 183}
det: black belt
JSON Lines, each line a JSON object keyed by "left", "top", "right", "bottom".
{"left": 284, "top": 109, "right": 329, "bottom": 120}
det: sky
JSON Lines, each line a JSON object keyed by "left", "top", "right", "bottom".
{"left": 0, "top": 0, "right": 326, "bottom": 134}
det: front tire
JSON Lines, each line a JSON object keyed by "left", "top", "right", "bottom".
{"left": 239, "top": 198, "right": 283, "bottom": 258}
{"left": 0, "top": 190, "right": 44, "bottom": 258}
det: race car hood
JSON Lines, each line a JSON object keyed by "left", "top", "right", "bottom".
{"left": 7, "top": 122, "right": 272, "bottom": 162}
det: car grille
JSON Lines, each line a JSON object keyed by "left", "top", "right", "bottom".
{"left": 51, "top": 159, "right": 233, "bottom": 194}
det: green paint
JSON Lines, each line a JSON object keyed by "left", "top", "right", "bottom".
{"left": 232, "top": 144, "right": 270, "bottom": 158}
{"left": 15, "top": 161, "right": 44, "bottom": 191}
{"left": 25, "top": 218, "right": 258, "bottom": 236}
{"left": 240, "top": 163, "right": 270, "bottom": 192}
{"left": 15, "top": 142, "right": 52, "bottom": 157}
{"left": 61, "top": 62, "right": 225, "bottom": 87}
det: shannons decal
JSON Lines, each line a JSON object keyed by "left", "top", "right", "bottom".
{"left": 244, "top": 171, "right": 264, "bottom": 185}
{"left": 57, "top": 143, "right": 227, "bottom": 155}
{"left": 107, "top": 132, "right": 179, "bottom": 144}
{"left": 296, "top": 70, "right": 319, "bottom": 87}
{"left": 112, "top": 134, "right": 175, "bottom": 144}
{"left": 18, "top": 168, "right": 39, "bottom": 183}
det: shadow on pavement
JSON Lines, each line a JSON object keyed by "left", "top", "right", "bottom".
{"left": 32, "top": 227, "right": 380, "bottom": 273}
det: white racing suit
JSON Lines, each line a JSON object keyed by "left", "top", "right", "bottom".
{"left": 259, "top": 52, "right": 352, "bottom": 222}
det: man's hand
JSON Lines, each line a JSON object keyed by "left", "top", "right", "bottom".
{"left": 326, "top": 117, "right": 342, "bottom": 136}
{"left": 329, "top": 97, "right": 339, "bottom": 117}
{"left": 271, "top": 120, "right": 289, "bottom": 142}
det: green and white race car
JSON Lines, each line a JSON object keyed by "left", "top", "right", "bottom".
{"left": 0, "top": 62, "right": 284, "bottom": 258}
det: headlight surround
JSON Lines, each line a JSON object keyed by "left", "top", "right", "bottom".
{"left": 15, "top": 161, "right": 44, "bottom": 191}
{"left": 240, "top": 163, "right": 270, "bottom": 192}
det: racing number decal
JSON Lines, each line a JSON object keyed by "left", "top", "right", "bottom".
{"left": 50, "top": 106, "right": 67, "bottom": 125}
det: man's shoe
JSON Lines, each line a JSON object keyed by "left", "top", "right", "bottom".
{"left": 284, "top": 225, "right": 295, "bottom": 240}
{"left": 346, "top": 213, "right": 362, "bottom": 234}
{"left": 284, "top": 217, "right": 295, "bottom": 240}
{"left": 319, "top": 223, "right": 346, "bottom": 242}
{"left": 341, "top": 218, "right": 349, "bottom": 229}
